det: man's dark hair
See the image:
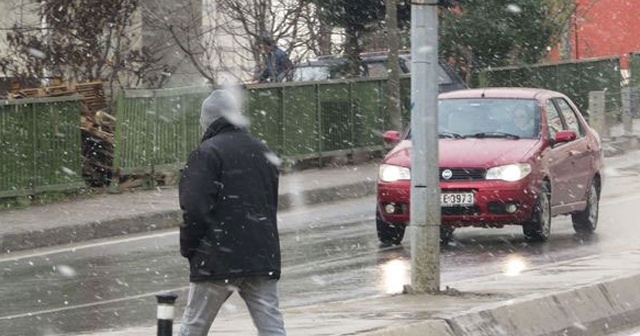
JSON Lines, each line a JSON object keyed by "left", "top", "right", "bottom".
{"left": 259, "top": 35, "right": 275, "bottom": 47}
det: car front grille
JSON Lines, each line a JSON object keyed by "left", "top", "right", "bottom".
{"left": 439, "top": 168, "right": 485, "bottom": 181}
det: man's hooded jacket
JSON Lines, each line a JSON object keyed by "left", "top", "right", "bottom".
{"left": 179, "top": 90, "right": 281, "bottom": 282}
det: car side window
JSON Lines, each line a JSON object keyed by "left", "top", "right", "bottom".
{"left": 553, "top": 98, "right": 585, "bottom": 137}
{"left": 544, "top": 100, "right": 564, "bottom": 139}
{"left": 329, "top": 63, "right": 353, "bottom": 79}
{"left": 437, "top": 65, "right": 453, "bottom": 84}
{"left": 366, "top": 61, "right": 389, "bottom": 77}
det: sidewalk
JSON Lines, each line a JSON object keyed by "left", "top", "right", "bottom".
{"left": 2, "top": 121, "right": 640, "bottom": 336}
{"left": 0, "top": 161, "right": 379, "bottom": 254}
{"left": 72, "top": 250, "right": 640, "bottom": 336}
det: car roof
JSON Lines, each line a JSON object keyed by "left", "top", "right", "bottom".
{"left": 296, "top": 58, "right": 346, "bottom": 67}
{"left": 439, "top": 87, "right": 560, "bottom": 100}
{"left": 291, "top": 52, "right": 467, "bottom": 93}
{"left": 360, "top": 51, "right": 411, "bottom": 61}
{"left": 306, "top": 50, "right": 412, "bottom": 64}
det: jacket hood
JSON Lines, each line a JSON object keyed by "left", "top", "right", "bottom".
{"left": 200, "top": 90, "right": 239, "bottom": 132}
{"left": 201, "top": 117, "right": 245, "bottom": 142}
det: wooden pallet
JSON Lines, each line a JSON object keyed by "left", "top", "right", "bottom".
{"left": 74, "top": 82, "right": 107, "bottom": 113}
{"left": 9, "top": 81, "right": 107, "bottom": 115}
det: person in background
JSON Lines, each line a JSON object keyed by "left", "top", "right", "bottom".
{"left": 508, "top": 104, "right": 537, "bottom": 138}
{"left": 177, "top": 89, "right": 286, "bottom": 336}
{"left": 254, "top": 36, "right": 293, "bottom": 83}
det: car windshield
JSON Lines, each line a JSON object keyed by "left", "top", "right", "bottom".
{"left": 406, "top": 98, "right": 541, "bottom": 140}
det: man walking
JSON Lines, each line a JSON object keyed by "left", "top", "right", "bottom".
{"left": 178, "top": 89, "right": 285, "bottom": 336}
{"left": 255, "top": 36, "right": 293, "bottom": 83}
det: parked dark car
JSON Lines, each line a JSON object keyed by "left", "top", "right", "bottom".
{"left": 291, "top": 51, "right": 467, "bottom": 93}
{"left": 376, "top": 88, "right": 604, "bottom": 245}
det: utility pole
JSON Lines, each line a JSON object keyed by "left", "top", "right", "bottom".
{"left": 386, "top": 0, "right": 402, "bottom": 132}
{"left": 409, "top": 0, "right": 440, "bottom": 293}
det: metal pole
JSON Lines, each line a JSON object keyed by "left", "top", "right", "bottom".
{"left": 622, "top": 87, "right": 633, "bottom": 136}
{"left": 409, "top": 0, "right": 440, "bottom": 293}
{"left": 588, "top": 91, "right": 607, "bottom": 138}
{"left": 156, "top": 292, "right": 178, "bottom": 336}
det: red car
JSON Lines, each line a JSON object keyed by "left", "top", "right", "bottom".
{"left": 376, "top": 88, "right": 604, "bottom": 245}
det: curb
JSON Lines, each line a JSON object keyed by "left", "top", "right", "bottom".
{"left": 358, "top": 272, "right": 640, "bottom": 336}
{"left": 603, "top": 135, "right": 639, "bottom": 157}
{"left": 0, "top": 210, "right": 182, "bottom": 253}
{"left": 446, "top": 273, "right": 640, "bottom": 336}
{"left": 0, "top": 181, "right": 377, "bottom": 254}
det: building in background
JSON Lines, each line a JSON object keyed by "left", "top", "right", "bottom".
{"left": 137, "top": 0, "right": 204, "bottom": 88}
{"left": 550, "top": 0, "right": 640, "bottom": 70}
{"left": 0, "top": 0, "right": 40, "bottom": 93}
{"left": 0, "top": 0, "right": 205, "bottom": 90}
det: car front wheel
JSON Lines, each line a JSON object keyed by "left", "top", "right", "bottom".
{"left": 522, "top": 182, "right": 551, "bottom": 242}
{"left": 572, "top": 180, "right": 599, "bottom": 235}
{"left": 376, "top": 209, "right": 406, "bottom": 246}
{"left": 440, "top": 226, "right": 455, "bottom": 245}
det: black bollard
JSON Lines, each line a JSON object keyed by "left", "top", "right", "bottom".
{"left": 156, "top": 292, "right": 179, "bottom": 336}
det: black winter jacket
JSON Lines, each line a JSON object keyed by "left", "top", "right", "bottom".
{"left": 179, "top": 118, "right": 281, "bottom": 282}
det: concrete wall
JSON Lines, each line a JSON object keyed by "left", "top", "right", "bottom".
{"left": 0, "top": 0, "right": 312, "bottom": 88}
{"left": 201, "top": 0, "right": 254, "bottom": 84}
{"left": 137, "top": 0, "right": 205, "bottom": 88}
{"left": 0, "top": 0, "right": 40, "bottom": 76}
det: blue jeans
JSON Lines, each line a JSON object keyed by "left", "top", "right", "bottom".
{"left": 178, "top": 277, "right": 286, "bottom": 336}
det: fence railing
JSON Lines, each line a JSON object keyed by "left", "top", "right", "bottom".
{"left": 113, "top": 76, "right": 414, "bottom": 176}
{"left": 0, "top": 96, "right": 85, "bottom": 198}
{"left": 113, "top": 86, "right": 209, "bottom": 175}
{"left": 479, "top": 56, "right": 623, "bottom": 115}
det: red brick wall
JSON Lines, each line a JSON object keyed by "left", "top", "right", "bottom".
{"left": 550, "top": 0, "right": 640, "bottom": 68}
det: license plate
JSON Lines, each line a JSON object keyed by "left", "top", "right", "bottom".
{"left": 441, "top": 192, "right": 474, "bottom": 207}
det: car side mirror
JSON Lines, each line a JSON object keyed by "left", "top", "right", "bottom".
{"left": 382, "top": 130, "right": 401, "bottom": 144}
{"left": 554, "top": 130, "right": 577, "bottom": 144}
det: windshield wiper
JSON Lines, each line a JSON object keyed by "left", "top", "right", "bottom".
{"left": 468, "top": 132, "right": 520, "bottom": 139}
{"left": 438, "top": 131, "right": 465, "bottom": 139}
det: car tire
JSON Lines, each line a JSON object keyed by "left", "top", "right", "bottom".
{"left": 572, "top": 180, "right": 600, "bottom": 235}
{"left": 440, "top": 226, "right": 455, "bottom": 245}
{"left": 376, "top": 209, "right": 406, "bottom": 246}
{"left": 522, "top": 182, "right": 551, "bottom": 242}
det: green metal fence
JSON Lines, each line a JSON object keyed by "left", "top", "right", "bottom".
{"left": 113, "top": 86, "right": 209, "bottom": 175}
{"left": 114, "top": 77, "right": 408, "bottom": 175}
{"left": 0, "top": 55, "right": 634, "bottom": 199}
{"left": 479, "top": 56, "right": 623, "bottom": 114}
{"left": 0, "top": 96, "right": 85, "bottom": 197}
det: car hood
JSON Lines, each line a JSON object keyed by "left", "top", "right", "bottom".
{"left": 383, "top": 138, "right": 541, "bottom": 168}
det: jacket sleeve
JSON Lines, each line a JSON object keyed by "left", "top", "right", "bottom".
{"left": 257, "top": 67, "right": 270, "bottom": 82}
{"left": 276, "top": 48, "right": 293, "bottom": 71}
{"left": 178, "top": 147, "right": 223, "bottom": 258}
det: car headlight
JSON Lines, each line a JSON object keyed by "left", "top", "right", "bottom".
{"left": 379, "top": 164, "right": 411, "bottom": 182}
{"left": 486, "top": 163, "right": 532, "bottom": 182}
